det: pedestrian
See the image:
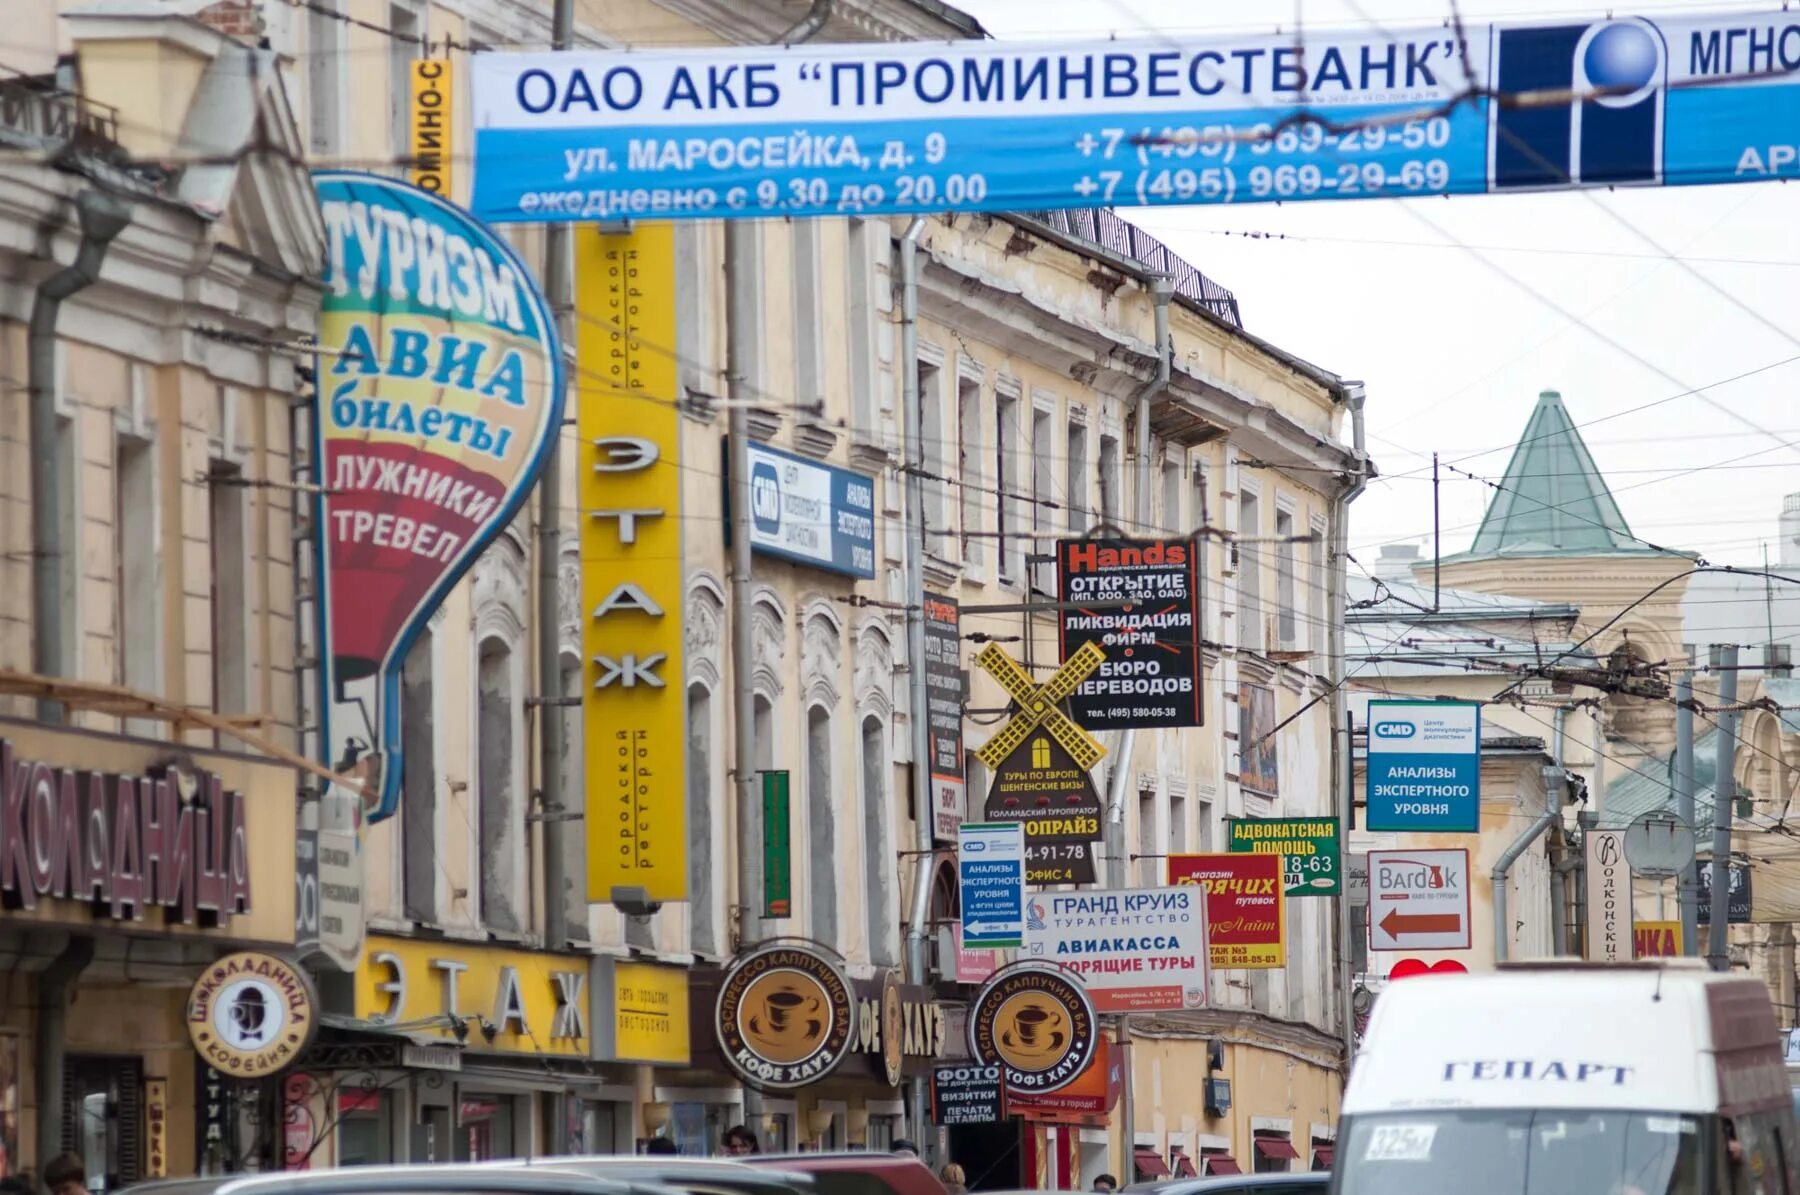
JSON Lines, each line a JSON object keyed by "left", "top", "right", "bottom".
{"left": 721, "top": 1125, "right": 760, "bottom": 1156}
{"left": 1093, "top": 1174, "right": 1119, "bottom": 1193}
{"left": 891, "top": 1139, "right": 919, "bottom": 1158}
{"left": 939, "top": 1163, "right": 967, "bottom": 1194}
{"left": 43, "top": 1155, "right": 89, "bottom": 1195}
{"left": 644, "top": 1136, "right": 680, "bottom": 1156}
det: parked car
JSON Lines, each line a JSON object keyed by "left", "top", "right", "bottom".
{"left": 523, "top": 1155, "right": 815, "bottom": 1195}
{"left": 126, "top": 1165, "right": 652, "bottom": 1195}
{"left": 745, "top": 1152, "right": 945, "bottom": 1195}
{"left": 1124, "top": 1176, "right": 1328, "bottom": 1194}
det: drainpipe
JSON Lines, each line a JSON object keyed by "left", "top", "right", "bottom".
{"left": 778, "top": 0, "right": 832, "bottom": 43}
{"left": 30, "top": 190, "right": 130, "bottom": 723}
{"left": 1327, "top": 382, "right": 1367, "bottom": 1068}
{"left": 37, "top": 935, "right": 96, "bottom": 1184}
{"left": 897, "top": 216, "right": 934, "bottom": 1152}
{"left": 1107, "top": 276, "right": 1169, "bottom": 1184}
{"left": 1102, "top": 278, "right": 1172, "bottom": 894}
{"left": 537, "top": 0, "right": 576, "bottom": 963}
{"left": 1493, "top": 705, "right": 1566, "bottom": 963}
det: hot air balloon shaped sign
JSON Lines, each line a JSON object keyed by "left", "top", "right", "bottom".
{"left": 311, "top": 172, "right": 564, "bottom": 820}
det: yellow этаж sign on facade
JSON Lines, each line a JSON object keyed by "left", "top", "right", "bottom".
{"left": 613, "top": 961, "right": 690, "bottom": 1065}
{"left": 409, "top": 59, "right": 452, "bottom": 195}
{"left": 354, "top": 935, "right": 590, "bottom": 1057}
{"left": 578, "top": 223, "right": 686, "bottom": 903}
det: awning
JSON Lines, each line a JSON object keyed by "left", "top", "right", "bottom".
{"left": 1203, "top": 1155, "right": 1241, "bottom": 1175}
{"left": 1312, "top": 1145, "right": 1335, "bottom": 1170}
{"left": 1255, "top": 1136, "right": 1301, "bottom": 1160}
{"left": 1169, "top": 1147, "right": 1197, "bottom": 1179}
{"left": 1133, "top": 1148, "right": 1171, "bottom": 1179}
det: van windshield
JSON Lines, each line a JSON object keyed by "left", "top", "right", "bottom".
{"left": 1337, "top": 1110, "right": 1707, "bottom": 1195}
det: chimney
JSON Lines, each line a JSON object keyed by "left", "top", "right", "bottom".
{"left": 197, "top": 0, "right": 264, "bottom": 41}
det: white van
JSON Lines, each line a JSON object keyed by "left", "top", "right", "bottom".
{"left": 1333, "top": 960, "right": 1799, "bottom": 1195}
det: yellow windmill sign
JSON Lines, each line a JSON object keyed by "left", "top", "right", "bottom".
{"left": 974, "top": 641, "right": 1108, "bottom": 771}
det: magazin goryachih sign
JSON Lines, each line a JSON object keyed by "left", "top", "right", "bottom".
{"left": 1364, "top": 699, "right": 1481, "bottom": 833}
{"left": 1227, "top": 817, "right": 1340, "bottom": 897}
{"left": 311, "top": 173, "right": 563, "bottom": 821}
{"left": 1057, "top": 539, "right": 1202, "bottom": 731}
{"left": 469, "top": 13, "right": 1800, "bottom": 222}
{"left": 732, "top": 438, "right": 876, "bottom": 579}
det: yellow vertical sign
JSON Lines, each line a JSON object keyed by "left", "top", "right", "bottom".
{"left": 578, "top": 223, "right": 686, "bottom": 903}
{"left": 409, "top": 59, "right": 452, "bottom": 196}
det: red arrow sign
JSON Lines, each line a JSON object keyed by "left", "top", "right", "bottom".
{"left": 1380, "top": 909, "right": 1462, "bottom": 938}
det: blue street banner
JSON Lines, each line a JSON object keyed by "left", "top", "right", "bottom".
{"left": 312, "top": 172, "right": 564, "bottom": 821}
{"left": 470, "top": 12, "right": 1800, "bottom": 223}
{"left": 1365, "top": 700, "right": 1482, "bottom": 833}
{"left": 960, "top": 823, "right": 1026, "bottom": 950}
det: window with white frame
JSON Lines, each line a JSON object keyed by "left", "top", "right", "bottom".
{"left": 1162, "top": 457, "right": 1181, "bottom": 534}
{"left": 1031, "top": 405, "right": 1055, "bottom": 594}
{"left": 307, "top": 0, "right": 344, "bottom": 157}
{"left": 115, "top": 433, "right": 158, "bottom": 701}
{"left": 919, "top": 356, "right": 948, "bottom": 542}
{"left": 1310, "top": 514, "right": 1328, "bottom": 656}
{"left": 1196, "top": 798, "right": 1213, "bottom": 851}
{"left": 1275, "top": 506, "right": 1298, "bottom": 649}
{"left": 1066, "top": 420, "right": 1089, "bottom": 534}
{"left": 996, "top": 389, "right": 1021, "bottom": 583}
{"left": 208, "top": 460, "right": 249, "bottom": 716}
{"left": 387, "top": 3, "right": 419, "bottom": 155}
{"left": 1237, "top": 488, "right": 1262, "bottom": 651}
{"left": 847, "top": 219, "right": 879, "bottom": 442}
{"left": 958, "top": 375, "right": 984, "bottom": 569}
{"left": 792, "top": 221, "right": 827, "bottom": 416}
{"left": 1137, "top": 788, "right": 1158, "bottom": 887}
{"left": 1099, "top": 433, "right": 1121, "bottom": 528}
{"left": 1169, "top": 787, "right": 1188, "bottom": 855}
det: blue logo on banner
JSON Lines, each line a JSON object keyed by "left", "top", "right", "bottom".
{"left": 751, "top": 460, "right": 781, "bottom": 536}
{"left": 1491, "top": 18, "right": 1666, "bottom": 189}
{"left": 1365, "top": 701, "right": 1482, "bottom": 833}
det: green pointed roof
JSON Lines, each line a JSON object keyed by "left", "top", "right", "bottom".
{"left": 1465, "top": 390, "right": 1651, "bottom": 557}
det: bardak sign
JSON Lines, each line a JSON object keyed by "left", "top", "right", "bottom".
{"left": 1366, "top": 848, "right": 1470, "bottom": 952}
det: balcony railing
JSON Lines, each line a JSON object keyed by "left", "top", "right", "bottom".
{"left": 0, "top": 68, "right": 119, "bottom": 152}
{"left": 1018, "top": 207, "right": 1243, "bottom": 328}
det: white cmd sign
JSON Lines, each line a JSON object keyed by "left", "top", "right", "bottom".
{"left": 1584, "top": 829, "right": 1630, "bottom": 963}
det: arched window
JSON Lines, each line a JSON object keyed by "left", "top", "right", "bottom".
{"left": 477, "top": 635, "right": 520, "bottom": 932}
{"left": 688, "top": 682, "right": 718, "bottom": 957}
{"left": 472, "top": 537, "right": 527, "bottom": 936}
{"left": 400, "top": 625, "right": 437, "bottom": 924}
{"left": 861, "top": 713, "right": 895, "bottom": 965}
{"left": 807, "top": 703, "right": 837, "bottom": 948}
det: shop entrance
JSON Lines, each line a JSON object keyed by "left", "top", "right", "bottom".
{"left": 948, "top": 1120, "right": 1022, "bottom": 1191}
{"left": 455, "top": 1095, "right": 518, "bottom": 1161}
{"left": 62, "top": 1055, "right": 144, "bottom": 1193}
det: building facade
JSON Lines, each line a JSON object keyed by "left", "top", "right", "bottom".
{"left": 5, "top": 0, "right": 1368, "bottom": 1180}
{"left": 0, "top": 0, "right": 324, "bottom": 1179}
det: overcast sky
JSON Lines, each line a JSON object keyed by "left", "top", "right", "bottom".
{"left": 956, "top": 0, "right": 1800, "bottom": 569}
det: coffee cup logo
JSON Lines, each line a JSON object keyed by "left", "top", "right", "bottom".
{"left": 741, "top": 975, "right": 827, "bottom": 1063}
{"left": 969, "top": 965, "right": 1095, "bottom": 1095}
{"left": 717, "top": 944, "right": 854, "bottom": 1091}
